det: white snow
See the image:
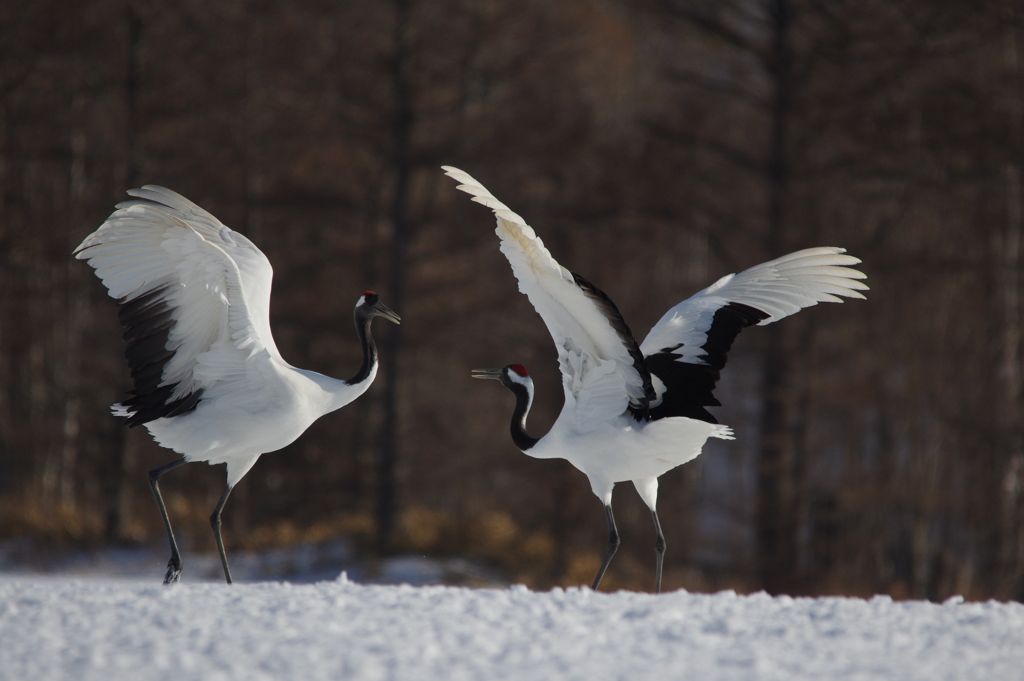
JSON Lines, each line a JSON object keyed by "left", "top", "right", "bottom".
{"left": 2, "top": 574, "right": 1023, "bottom": 680}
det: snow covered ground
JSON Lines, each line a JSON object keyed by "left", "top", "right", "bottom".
{"left": 2, "top": 572, "right": 1023, "bottom": 681}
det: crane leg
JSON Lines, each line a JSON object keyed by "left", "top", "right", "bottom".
{"left": 148, "top": 458, "right": 189, "bottom": 585}
{"left": 592, "top": 504, "right": 620, "bottom": 591}
{"left": 652, "top": 510, "right": 666, "bottom": 593}
{"left": 210, "top": 484, "right": 234, "bottom": 584}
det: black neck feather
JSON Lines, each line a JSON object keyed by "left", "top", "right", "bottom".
{"left": 347, "top": 311, "right": 378, "bottom": 386}
{"left": 509, "top": 382, "right": 539, "bottom": 451}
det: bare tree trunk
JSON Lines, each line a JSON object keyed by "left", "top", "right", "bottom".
{"left": 125, "top": 4, "right": 141, "bottom": 188}
{"left": 241, "top": 0, "right": 261, "bottom": 244}
{"left": 910, "top": 415, "right": 942, "bottom": 599}
{"left": 1000, "top": 22, "right": 1024, "bottom": 600}
{"left": 0, "top": 100, "right": 10, "bottom": 494}
{"left": 377, "top": 0, "right": 413, "bottom": 555}
{"left": 756, "top": 0, "right": 802, "bottom": 595}
{"left": 107, "top": 4, "right": 143, "bottom": 540}
{"left": 59, "top": 95, "right": 89, "bottom": 513}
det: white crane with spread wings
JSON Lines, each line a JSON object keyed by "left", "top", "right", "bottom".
{"left": 446, "top": 166, "right": 867, "bottom": 592}
{"left": 76, "top": 186, "right": 399, "bottom": 585}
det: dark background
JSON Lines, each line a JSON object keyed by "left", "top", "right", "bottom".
{"left": 2, "top": 0, "right": 1022, "bottom": 600}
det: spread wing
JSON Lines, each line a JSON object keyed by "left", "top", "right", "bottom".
{"left": 639, "top": 247, "right": 868, "bottom": 423}
{"left": 444, "top": 166, "right": 655, "bottom": 426}
{"left": 75, "top": 186, "right": 280, "bottom": 426}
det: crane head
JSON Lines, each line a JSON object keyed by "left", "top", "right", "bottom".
{"left": 356, "top": 291, "right": 401, "bottom": 325}
{"left": 472, "top": 364, "right": 538, "bottom": 451}
{"left": 471, "top": 364, "right": 531, "bottom": 389}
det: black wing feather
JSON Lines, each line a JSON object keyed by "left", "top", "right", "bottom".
{"left": 115, "top": 284, "right": 203, "bottom": 427}
{"left": 645, "top": 302, "right": 768, "bottom": 423}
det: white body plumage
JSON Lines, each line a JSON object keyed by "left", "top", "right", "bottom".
{"left": 143, "top": 364, "right": 372, "bottom": 486}
{"left": 515, "top": 371, "right": 732, "bottom": 508}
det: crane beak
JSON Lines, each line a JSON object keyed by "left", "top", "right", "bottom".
{"left": 471, "top": 368, "right": 503, "bottom": 381}
{"left": 372, "top": 301, "right": 401, "bottom": 325}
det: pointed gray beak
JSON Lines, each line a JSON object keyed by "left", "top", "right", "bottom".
{"left": 372, "top": 301, "right": 401, "bottom": 325}
{"left": 471, "top": 368, "right": 504, "bottom": 380}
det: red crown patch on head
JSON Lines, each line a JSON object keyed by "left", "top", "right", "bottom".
{"left": 508, "top": 364, "right": 529, "bottom": 377}
{"left": 363, "top": 290, "right": 376, "bottom": 296}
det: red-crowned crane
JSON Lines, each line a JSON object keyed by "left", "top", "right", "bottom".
{"left": 75, "top": 186, "right": 400, "bottom": 585}
{"left": 445, "top": 166, "right": 867, "bottom": 593}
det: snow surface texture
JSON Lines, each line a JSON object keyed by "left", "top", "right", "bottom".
{"left": 2, "top": 576, "right": 1023, "bottom": 681}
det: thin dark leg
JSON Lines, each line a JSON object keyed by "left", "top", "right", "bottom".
{"left": 592, "top": 504, "right": 620, "bottom": 591}
{"left": 210, "top": 484, "right": 234, "bottom": 585}
{"left": 149, "top": 458, "right": 189, "bottom": 585}
{"left": 652, "top": 510, "right": 666, "bottom": 593}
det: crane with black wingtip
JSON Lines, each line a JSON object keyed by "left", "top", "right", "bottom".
{"left": 446, "top": 166, "right": 867, "bottom": 593}
{"left": 76, "top": 186, "right": 400, "bottom": 585}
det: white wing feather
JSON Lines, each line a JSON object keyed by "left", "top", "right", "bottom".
{"left": 640, "top": 247, "right": 868, "bottom": 362}
{"left": 74, "top": 186, "right": 279, "bottom": 411}
{"left": 113, "top": 186, "right": 281, "bottom": 361}
{"left": 444, "top": 166, "right": 646, "bottom": 428}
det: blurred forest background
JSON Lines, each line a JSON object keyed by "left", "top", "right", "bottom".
{"left": 2, "top": 0, "right": 1023, "bottom": 601}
